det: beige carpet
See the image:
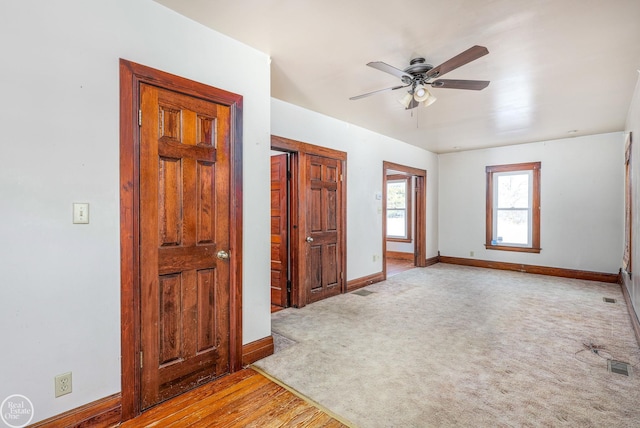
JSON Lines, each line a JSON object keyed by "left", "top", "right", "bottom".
{"left": 254, "top": 264, "right": 640, "bottom": 427}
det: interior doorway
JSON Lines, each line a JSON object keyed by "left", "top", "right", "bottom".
{"left": 271, "top": 135, "right": 347, "bottom": 308}
{"left": 382, "top": 161, "right": 427, "bottom": 279}
{"left": 119, "top": 60, "right": 244, "bottom": 420}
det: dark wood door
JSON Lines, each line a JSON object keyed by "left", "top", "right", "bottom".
{"left": 305, "top": 154, "right": 343, "bottom": 303}
{"left": 139, "top": 83, "right": 231, "bottom": 409}
{"left": 270, "top": 154, "right": 289, "bottom": 308}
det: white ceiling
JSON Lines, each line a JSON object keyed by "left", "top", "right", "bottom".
{"left": 155, "top": 0, "right": 640, "bottom": 153}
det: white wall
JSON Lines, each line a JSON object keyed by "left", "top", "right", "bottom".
{"left": 439, "top": 132, "right": 624, "bottom": 273}
{"left": 0, "top": 0, "right": 271, "bottom": 423}
{"left": 386, "top": 241, "right": 415, "bottom": 253}
{"left": 271, "top": 99, "right": 439, "bottom": 280}
{"left": 624, "top": 74, "right": 640, "bottom": 320}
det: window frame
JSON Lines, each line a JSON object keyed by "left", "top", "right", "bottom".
{"left": 386, "top": 175, "right": 412, "bottom": 242}
{"left": 485, "top": 162, "right": 541, "bottom": 253}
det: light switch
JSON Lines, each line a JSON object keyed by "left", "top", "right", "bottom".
{"left": 73, "top": 203, "right": 89, "bottom": 224}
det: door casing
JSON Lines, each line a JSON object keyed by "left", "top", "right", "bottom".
{"left": 119, "top": 59, "right": 243, "bottom": 420}
{"left": 382, "top": 161, "right": 427, "bottom": 278}
{"left": 271, "top": 135, "right": 347, "bottom": 308}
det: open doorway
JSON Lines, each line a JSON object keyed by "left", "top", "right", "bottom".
{"left": 382, "top": 161, "right": 427, "bottom": 279}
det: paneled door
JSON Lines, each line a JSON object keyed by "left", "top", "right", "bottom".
{"left": 305, "top": 154, "right": 343, "bottom": 303}
{"left": 270, "top": 154, "right": 289, "bottom": 307}
{"left": 139, "top": 83, "right": 231, "bottom": 409}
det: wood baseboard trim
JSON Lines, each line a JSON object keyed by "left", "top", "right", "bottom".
{"left": 439, "top": 256, "right": 619, "bottom": 283}
{"left": 620, "top": 271, "right": 640, "bottom": 347}
{"left": 386, "top": 251, "right": 414, "bottom": 261}
{"left": 242, "top": 335, "right": 274, "bottom": 366}
{"left": 30, "top": 393, "right": 121, "bottom": 428}
{"left": 425, "top": 255, "right": 439, "bottom": 267}
{"left": 346, "top": 272, "right": 385, "bottom": 292}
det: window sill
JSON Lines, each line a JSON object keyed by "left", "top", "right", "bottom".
{"left": 387, "top": 237, "right": 412, "bottom": 243}
{"left": 485, "top": 244, "right": 541, "bottom": 254}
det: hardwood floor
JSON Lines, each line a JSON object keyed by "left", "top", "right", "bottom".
{"left": 120, "top": 368, "right": 349, "bottom": 427}
{"left": 386, "top": 257, "right": 415, "bottom": 277}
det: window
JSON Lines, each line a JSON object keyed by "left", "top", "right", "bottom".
{"left": 486, "top": 162, "right": 541, "bottom": 253}
{"left": 386, "top": 176, "right": 412, "bottom": 241}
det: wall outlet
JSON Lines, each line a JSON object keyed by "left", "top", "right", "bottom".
{"left": 55, "top": 372, "right": 72, "bottom": 397}
{"left": 470, "top": 251, "right": 474, "bottom": 257}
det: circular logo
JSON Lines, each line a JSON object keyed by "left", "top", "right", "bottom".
{"left": 1, "top": 395, "right": 34, "bottom": 428}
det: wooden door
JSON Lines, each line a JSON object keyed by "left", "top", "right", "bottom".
{"left": 305, "top": 154, "right": 343, "bottom": 303}
{"left": 270, "top": 154, "right": 289, "bottom": 307}
{"left": 139, "top": 83, "right": 231, "bottom": 409}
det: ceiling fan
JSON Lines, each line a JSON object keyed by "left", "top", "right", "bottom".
{"left": 350, "top": 45, "right": 490, "bottom": 109}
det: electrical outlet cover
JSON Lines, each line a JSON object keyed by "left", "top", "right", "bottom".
{"left": 55, "top": 372, "right": 72, "bottom": 397}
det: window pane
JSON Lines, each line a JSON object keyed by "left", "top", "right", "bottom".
{"left": 387, "top": 209, "right": 406, "bottom": 237}
{"left": 486, "top": 162, "right": 540, "bottom": 252}
{"left": 387, "top": 181, "right": 406, "bottom": 209}
{"left": 497, "top": 173, "right": 529, "bottom": 208}
{"left": 496, "top": 209, "right": 529, "bottom": 245}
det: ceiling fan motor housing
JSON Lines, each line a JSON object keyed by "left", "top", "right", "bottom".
{"left": 402, "top": 57, "right": 434, "bottom": 84}
{"left": 405, "top": 58, "right": 433, "bottom": 75}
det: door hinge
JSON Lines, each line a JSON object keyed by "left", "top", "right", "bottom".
{"left": 340, "top": 174, "right": 343, "bottom": 182}
{"left": 287, "top": 171, "right": 292, "bottom": 180}
{"left": 140, "top": 351, "right": 143, "bottom": 368}
{"left": 138, "top": 109, "right": 142, "bottom": 126}
{"left": 340, "top": 272, "right": 343, "bottom": 280}
{"left": 287, "top": 280, "right": 292, "bottom": 293}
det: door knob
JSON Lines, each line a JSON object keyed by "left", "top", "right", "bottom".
{"left": 306, "top": 236, "right": 314, "bottom": 242}
{"left": 216, "top": 250, "right": 230, "bottom": 260}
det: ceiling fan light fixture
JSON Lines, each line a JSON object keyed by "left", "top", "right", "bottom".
{"left": 398, "top": 92, "right": 414, "bottom": 108}
{"left": 422, "top": 93, "right": 437, "bottom": 107}
{"left": 413, "top": 85, "right": 432, "bottom": 102}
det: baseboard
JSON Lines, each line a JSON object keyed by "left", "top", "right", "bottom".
{"left": 30, "top": 393, "right": 121, "bottom": 428}
{"left": 386, "top": 251, "right": 414, "bottom": 261}
{"left": 346, "top": 271, "right": 385, "bottom": 292}
{"left": 439, "top": 256, "right": 619, "bottom": 283}
{"left": 620, "top": 270, "right": 640, "bottom": 347}
{"left": 242, "top": 335, "right": 274, "bottom": 366}
{"left": 425, "top": 255, "right": 439, "bottom": 267}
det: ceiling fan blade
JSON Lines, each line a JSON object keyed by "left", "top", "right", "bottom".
{"left": 426, "top": 45, "right": 489, "bottom": 78}
{"left": 367, "top": 61, "right": 414, "bottom": 81}
{"left": 349, "top": 84, "right": 408, "bottom": 100}
{"left": 430, "top": 79, "right": 490, "bottom": 90}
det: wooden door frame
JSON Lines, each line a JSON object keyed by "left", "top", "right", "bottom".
{"left": 271, "top": 135, "right": 347, "bottom": 308}
{"left": 119, "top": 59, "right": 243, "bottom": 421}
{"left": 270, "top": 153, "right": 290, "bottom": 308}
{"left": 382, "top": 161, "right": 427, "bottom": 278}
